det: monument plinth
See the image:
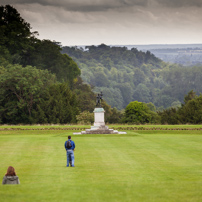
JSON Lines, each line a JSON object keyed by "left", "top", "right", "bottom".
{"left": 94, "top": 107, "right": 105, "bottom": 126}
{"left": 73, "top": 92, "right": 126, "bottom": 135}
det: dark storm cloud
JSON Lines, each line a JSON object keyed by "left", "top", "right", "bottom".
{"left": 1, "top": 0, "right": 149, "bottom": 12}
{"left": 2, "top": 0, "right": 202, "bottom": 12}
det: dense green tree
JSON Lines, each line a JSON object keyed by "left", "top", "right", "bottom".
{"left": 0, "top": 66, "right": 6, "bottom": 74}
{"left": 123, "top": 101, "right": 160, "bottom": 124}
{"left": 158, "top": 108, "right": 179, "bottom": 124}
{"left": 0, "top": 65, "right": 56, "bottom": 123}
{"left": 158, "top": 91, "right": 202, "bottom": 124}
{"left": 178, "top": 94, "right": 202, "bottom": 124}
{"left": 107, "top": 107, "right": 124, "bottom": 123}
{"left": 40, "top": 83, "right": 79, "bottom": 124}
{"left": 0, "top": 45, "right": 11, "bottom": 66}
{"left": 0, "top": 5, "right": 38, "bottom": 60}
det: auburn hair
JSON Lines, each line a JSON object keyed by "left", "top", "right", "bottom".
{"left": 5, "top": 166, "right": 16, "bottom": 176}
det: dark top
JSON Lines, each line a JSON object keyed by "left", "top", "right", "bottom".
{"left": 64, "top": 140, "right": 75, "bottom": 151}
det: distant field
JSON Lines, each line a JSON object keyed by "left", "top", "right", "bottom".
{"left": 0, "top": 130, "right": 202, "bottom": 202}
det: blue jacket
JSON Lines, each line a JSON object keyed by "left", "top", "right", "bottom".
{"left": 64, "top": 140, "right": 75, "bottom": 151}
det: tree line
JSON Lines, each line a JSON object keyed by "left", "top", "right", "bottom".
{"left": 122, "top": 90, "right": 202, "bottom": 124}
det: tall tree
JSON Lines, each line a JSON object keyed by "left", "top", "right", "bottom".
{"left": 0, "top": 64, "right": 56, "bottom": 123}
{"left": 40, "top": 83, "right": 79, "bottom": 124}
{"left": 0, "top": 5, "right": 37, "bottom": 56}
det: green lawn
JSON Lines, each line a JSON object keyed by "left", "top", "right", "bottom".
{"left": 0, "top": 129, "right": 202, "bottom": 202}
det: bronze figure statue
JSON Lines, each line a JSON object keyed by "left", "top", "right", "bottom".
{"left": 96, "top": 92, "right": 103, "bottom": 107}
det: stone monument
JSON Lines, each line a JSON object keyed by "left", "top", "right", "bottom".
{"left": 73, "top": 92, "right": 126, "bottom": 135}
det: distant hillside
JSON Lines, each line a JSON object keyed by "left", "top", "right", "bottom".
{"left": 116, "top": 44, "right": 202, "bottom": 50}
{"left": 116, "top": 44, "right": 202, "bottom": 66}
{"left": 62, "top": 44, "right": 174, "bottom": 110}
{"left": 62, "top": 44, "right": 202, "bottom": 110}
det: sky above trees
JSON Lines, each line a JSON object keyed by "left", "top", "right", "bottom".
{"left": 2, "top": 0, "right": 202, "bottom": 46}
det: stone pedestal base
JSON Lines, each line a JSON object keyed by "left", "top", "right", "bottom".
{"left": 73, "top": 107, "right": 126, "bottom": 135}
{"left": 93, "top": 107, "right": 105, "bottom": 126}
{"left": 81, "top": 125, "right": 119, "bottom": 134}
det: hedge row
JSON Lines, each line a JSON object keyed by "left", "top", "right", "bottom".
{"left": 115, "top": 127, "right": 202, "bottom": 130}
{"left": 0, "top": 128, "right": 87, "bottom": 131}
{"left": 0, "top": 127, "right": 202, "bottom": 131}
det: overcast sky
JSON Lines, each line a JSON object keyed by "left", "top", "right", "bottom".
{"left": 2, "top": 0, "right": 202, "bottom": 46}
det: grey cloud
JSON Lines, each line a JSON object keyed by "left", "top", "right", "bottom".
{"left": 1, "top": 0, "right": 149, "bottom": 12}
{"left": 2, "top": 0, "right": 202, "bottom": 46}
{"left": 2, "top": 0, "right": 202, "bottom": 13}
{"left": 156, "top": 0, "right": 202, "bottom": 7}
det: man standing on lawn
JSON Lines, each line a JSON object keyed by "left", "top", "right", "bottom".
{"left": 64, "top": 136, "right": 75, "bottom": 167}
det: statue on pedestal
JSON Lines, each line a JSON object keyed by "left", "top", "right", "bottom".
{"left": 73, "top": 90, "right": 127, "bottom": 134}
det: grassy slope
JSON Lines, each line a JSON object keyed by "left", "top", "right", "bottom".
{"left": 0, "top": 130, "right": 202, "bottom": 202}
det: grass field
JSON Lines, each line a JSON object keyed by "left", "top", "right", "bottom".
{"left": 0, "top": 128, "right": 202, "bottom": 202}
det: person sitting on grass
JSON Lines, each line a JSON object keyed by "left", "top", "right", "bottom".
{"left": 2, "top": 166, "right": 20, "bottom": 185}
